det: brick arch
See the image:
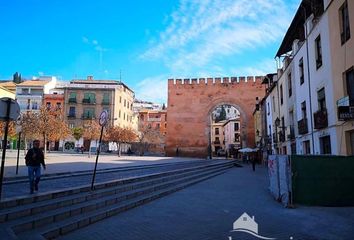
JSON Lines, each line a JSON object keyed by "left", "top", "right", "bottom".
{"left": 166, "top": 77, "right": 265, "bottom": 158}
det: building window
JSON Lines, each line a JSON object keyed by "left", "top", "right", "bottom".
{"left": 83, "top": 108, "right": 95, "bottom": 119}
{"left": 69, "top": 107, "right": 76, "bottom": 117}
{"left": 299, "top": 58, "right": 304, "bottom": 85}
{"left": 119, "top": 96, "right": 122, "bottom": 103}
{"left": 234, "top": 122, "right": 239, "bottom": 131}
{"left": 345, "top": 67, "right": 354, "bottom": 106}
{"left": 317, "top": 88, "right": 326, "bottom": 111}
{"left": 69, "top": 92, "right": 77, "bottom": 103}
{"left": 123, "top": 113, "right": 125, "bottom": 120}
{"left": 280, "top": 84, "right": 283, "bottom": 105}
{"left": 56, "top": 102, "right": 61, "bottom": 109}
{"left": 288, "top": 72, "right": 292, "bottom": 97}
{"left": 320, "top": 136, "right": 331, "bottom": 154}
{"left": 303, "top": 140, "right": 311, "bottom": 154}
{"left": 267, "top": 102, "right": 270, "bottom": 115}
{"left": 124, "top": 99, "right": 126, "bottom": 107}
{"left": 83, "top": 92, "right": 96, "bottom": 103}
{"left": 46, "top": 102, "right": 51, "bottom": 109}
{"left": 301, "top": 101, "right": 307, "bottom": 119}
{"left": 234, "top": 133, "right": 240, "bottom": 142}
{"left": 69, "top": 123, "right": 74, "bottom": 128}
{"left": 32, "top": 102, "right": 38, "bottom": 110}
{"left": 102, "top": 92, "right": 110, "bottom": 104}
{"left": 272, "top": 96, "right": 275, "bottom": 112}
{"left": 215, "top": 128, "right": 219, "bottom": 135}
{"left": 340, "top": 0, "right": 351, "bottom": 44}
{"left": 315, "top": 35, "right": 322, "bottom": 69}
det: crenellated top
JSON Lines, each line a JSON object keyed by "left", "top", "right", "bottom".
{"left": 168, "top": 76, "right": 264, "bottom": 86}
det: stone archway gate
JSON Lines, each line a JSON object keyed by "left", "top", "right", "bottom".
{"left": 166, "top": 76, "right": 265, "bottom": 158}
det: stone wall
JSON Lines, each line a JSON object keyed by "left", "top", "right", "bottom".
{"left": 166, "top": 76, "right": 265, "bottom": 158}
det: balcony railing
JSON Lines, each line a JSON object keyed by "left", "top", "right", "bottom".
{"left": 102, "top": 100, "right": 110, "bottom": 105}
{"left": 213, "top": 141, "right": 221, "bottom": 145}
{"left": 287, "top": 126, "right": 295, "bottom": 140}
{"left": 314, "top": 109, "right": 328, "bottom": 129}
{"left": 67, "top": 114, "right": 76, "bottom": 118}
{"left": 82, "top": 98, "right": 96, "bottom": 104}
{"left": 278, "top": 131, "right": 285, "bottom": 142}
{"left": 82, "top": 114, "right": 95, "bottom": 120}
{"left": 298, "top": 118, "right": 308, "bottom": 135}
{"left": 147, "top": 118, "right": 161, "bottom": 122}
{"left": 68, "top": 98, "right": 77, "bottom": 103}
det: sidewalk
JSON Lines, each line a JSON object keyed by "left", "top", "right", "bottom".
{"left": 59, "top": 164, "right": 354, "bottom": 240}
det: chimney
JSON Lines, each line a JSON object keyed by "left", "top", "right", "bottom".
{"left": 87, "top": 75, "right": 93, "bottom": 81}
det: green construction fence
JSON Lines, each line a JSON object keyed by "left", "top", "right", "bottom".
{"left": 291, "top": 155, "right": 354, "bottom": 206}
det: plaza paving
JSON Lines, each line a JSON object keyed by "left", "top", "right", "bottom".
{"left": 1, "top": 150, "right": 199, "bottom": 178}
{"left": 58, "top": 165, "right": 354, "bottom": 240}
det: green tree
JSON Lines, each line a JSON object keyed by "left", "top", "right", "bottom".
{"left": 216, "top": 105, "right": 227, "bottom": 122}
{"left": 72, "top": 127, "right": 84, "bottom": 141}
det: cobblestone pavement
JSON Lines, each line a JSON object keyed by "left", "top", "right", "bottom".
{"left": 60, "top": 165, "right": 354, "bottom": 240}
{"left": 1, "top": 159, "right": 218, "bottom": 199}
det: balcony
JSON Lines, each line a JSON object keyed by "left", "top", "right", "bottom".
{"left": 278, "top": 131, "right": 286, "bottom": 142}
{"left": 314, "top": 109, "right": 328, "bottom": 129}
{"left": 68, "top": 98, "right": 77, "bottom": 103}
{"left": 67, "top": 114, "right": 76, "bottom": 119}
{"left": 213, "top": 141, "right": 221, "bottom": 145}
{"left": 298, "top": 118, "right": 308, "bottom": 135}
{"left": 287, "top": 126, "right": 295, "bottom": 140}
{"left": 82, "top": 114, "right": 95, "bottom": 120}
{"left": 147, "top": 117, "right": 161, "bottom": 122}
{"left": 82, "top": 98, "right": 96, "bottom": 104}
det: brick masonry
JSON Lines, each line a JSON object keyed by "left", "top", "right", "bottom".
{"left": 166, "top": 77, "right": 265, "bottom": 157}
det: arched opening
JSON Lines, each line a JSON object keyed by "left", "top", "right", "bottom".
{"left": 207, "top": 103, "right": 246, "bottom": 159}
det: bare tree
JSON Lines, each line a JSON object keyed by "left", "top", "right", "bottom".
{"left": 137, "top": 123, "right": 163, "bottom": 156}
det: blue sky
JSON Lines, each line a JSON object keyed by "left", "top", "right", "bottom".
{"left": 0, "top": 0, "right": 300, "bottom": 103}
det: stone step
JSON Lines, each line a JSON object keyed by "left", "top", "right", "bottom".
{"left": 9, "top": 164, "right": 231, "bottom": 235}
{"left": 19, "top": 168, "right": 228, "bottom": 240}
{"left": 5, "top": 163, "right": 231, "bottom": 233}
{"left": 0, "top": 160, "right": 234, "bottom": 209}
{"left": 4, "top": 160, "right": 214, "bottom": 184}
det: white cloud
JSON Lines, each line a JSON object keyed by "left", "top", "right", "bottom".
{"left": 92, "top": 40, "right": 98, "bottom": 45}
{"left": 230, "top": 58, "right": 277, "bottom": 76}
{"left": 135, "top": 75, "right": 168, "bottom": 104}
{"left": 140, "top": 0, "right": 297, "bottom": 75}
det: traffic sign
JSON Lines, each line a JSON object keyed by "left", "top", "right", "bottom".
{"left": 99, "top": 110, "right": 108, "bottom": 126}
{"left": 0, "top": 98, "right": 20, "bottom": 121}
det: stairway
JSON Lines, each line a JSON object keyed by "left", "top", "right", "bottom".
{"left": 0, "top": 160, "right": 236, "bottom": 239}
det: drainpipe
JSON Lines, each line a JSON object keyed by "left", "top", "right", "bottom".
{"left": 302, "top": 4, "right": 316, "bottom": 154}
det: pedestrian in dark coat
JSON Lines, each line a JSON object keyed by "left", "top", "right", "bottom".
{"left": 25, "top": 140, "right": 46, "bottom": 194}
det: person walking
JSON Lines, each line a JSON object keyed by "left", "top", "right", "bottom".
{"left": 25, "top": 140, "right": 46, "bottom": 194}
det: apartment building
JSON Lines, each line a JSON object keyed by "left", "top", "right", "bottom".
{"left": 16, "top": 76, "right": 57, "bottom": 112}
{"left": 327, "top": 0, "right": 354, "bottom": 155}
{"left": 264, "top": 0, "right": 353, "bottom": 155}
{"left": 211, "top": 120, "right": 226, "bottom": 155}
{"left": 62, "top": 76, "right": 135, "bottom": 129}
{"left": 138, "top": 109, "right": 167, "bottom": 136}
{"left": 223, "top": 118, "right": 241, "bottom": 151}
